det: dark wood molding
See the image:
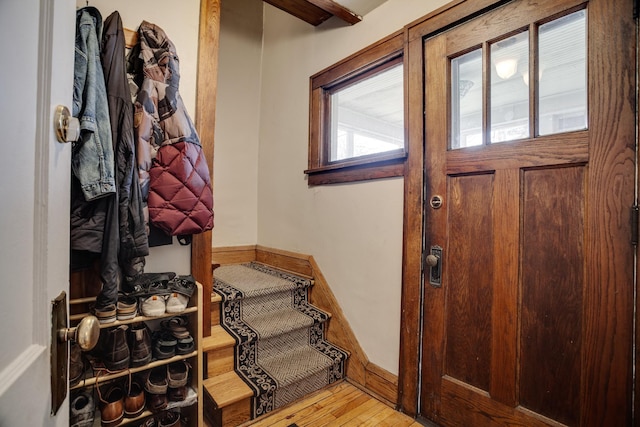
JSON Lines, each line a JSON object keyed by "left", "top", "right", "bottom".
{"left": 306, "top": 157, "right": 406, "bottom": 186}
{"left": 192, "top": 0, "right": 221, "bottom": 339}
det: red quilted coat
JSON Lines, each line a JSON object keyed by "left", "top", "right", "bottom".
{"left": 131, "top": 21, "right": 213, "bottom": 236}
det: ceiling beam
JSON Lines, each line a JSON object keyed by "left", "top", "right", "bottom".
{"left": 263, "top": 0, "right": 362, "bottom": 26}
{"left": 306, "top": 0, "right": 362, "bottom": 25}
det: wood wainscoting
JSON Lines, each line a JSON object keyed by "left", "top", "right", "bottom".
{"left": 212, "top": 245, "right": 399, "bottom": 406}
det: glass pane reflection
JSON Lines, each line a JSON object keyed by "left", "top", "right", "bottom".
{"left": 451, "top": 49, "right": 483, "bottom": 149}
{"left": 490, "top": 31, "right": 530, "bottom": 143}
{"left": 538, "top": 10, "right": 587, "bottom": 136}
{"left": 330, "top": 63, "right": 404, "bottom": 162}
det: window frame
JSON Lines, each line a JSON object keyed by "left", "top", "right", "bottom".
{"left": 306, "top": 31, "right": 407, "bottom": 186}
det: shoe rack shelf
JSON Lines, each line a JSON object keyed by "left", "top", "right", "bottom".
{"left": 70, "top": 282, "right": 203, "bottom": 427}
{"left": 69, "top": 306, "right": 198, "bottom": 326}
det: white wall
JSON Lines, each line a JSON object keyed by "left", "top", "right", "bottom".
{"left": 212, "top": 0, "right": 263, "bottom": 247}
{"left": 75, "top": 0, "right": 200, "bottom": 275}
{"left": 256, "top": 0, "right": 451, "bottom": 374}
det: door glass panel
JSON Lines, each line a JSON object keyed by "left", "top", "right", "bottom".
{"left": 451, "top": 49, "right": 483, "bottom": 149}
{"left": 490, "top": 31, "right": 529, "bottom": 143}
{"left": 538, "top": 10, "right": 587, "bottom": 136}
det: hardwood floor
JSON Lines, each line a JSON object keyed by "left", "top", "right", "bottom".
{"left": 238, "top": 381, "right": 424, "bottom": 427}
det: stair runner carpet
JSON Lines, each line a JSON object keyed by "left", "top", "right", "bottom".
{"left": 213, "top": 262, "right": 348, "bottom": 418}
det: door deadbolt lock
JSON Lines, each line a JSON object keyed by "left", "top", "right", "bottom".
{"left": 430, "top": 195, "right": 443, "bottom": 209}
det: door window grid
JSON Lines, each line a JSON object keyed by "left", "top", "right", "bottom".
{"left": 449, "top": 9, "right": 587, "bottom": 150}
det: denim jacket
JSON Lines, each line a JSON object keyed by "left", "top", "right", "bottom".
{"left": 72, "top": 7, "right": 115, "bottom": 201}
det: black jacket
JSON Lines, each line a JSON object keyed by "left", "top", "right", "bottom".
{"left": 101, "top": 11, "right": 149, "bottom": 287}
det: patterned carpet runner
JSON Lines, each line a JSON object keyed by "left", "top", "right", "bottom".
{"left": 213, "top": 262, "right": 348, "bottom": 418}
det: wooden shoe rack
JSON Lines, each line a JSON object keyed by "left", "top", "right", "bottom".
{"left": 69, "top": 280, "right": 203, "bottom": 427}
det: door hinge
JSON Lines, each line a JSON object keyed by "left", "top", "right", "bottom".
{"left": 632, "top": 205, "right": 639, "bottom": 246}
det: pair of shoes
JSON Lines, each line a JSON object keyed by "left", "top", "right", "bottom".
{"left": 69, "top": 341, "right": 86, "bottom": 386}
{"left": 117, "top": 295, "right": 138, "bottom": 320}
{"left": 128, "top": 322, "right": 152, "bottom": 367}
{"left": 140, "top": 295, "right": 167, "bottom": 317}
{"left": 97, "top": 384, "right": 124, "bottom": 427}
{"left": 169, "top": 275, "right": 196, "bottom": 297}
{"left": 70, "top": 390, "right": 95, "bottom": 427}
{"left": 124, "top": 377, "right": 146, "bottom": 418}
{"left": 123, "top": 272, "right": 176, "bottom": 297}
{"left": 161, "top": 317, "right": 189, "bottom": 339}
{"left": 91, "top": 304, "right": 117, "bottom": 324}
{"left": 152, "top": 331, "right": 177, "bottom": 360}
{"left": 99, "top": 325, "right": 130, "bottom": 371}
{"left": 161, "top": 317, "right": 193, "bottom": 355}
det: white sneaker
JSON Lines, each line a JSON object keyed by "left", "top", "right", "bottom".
{"left": 140, "top": 295, "right": 166, "bottom": 317}
{"left": 165, "top": 293, "right": 189, "bottom": 313}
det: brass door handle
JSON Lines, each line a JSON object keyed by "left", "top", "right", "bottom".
{"left": 54, "top": 105, "right": 80, "bottom": 143}
{"left": 58, "top": 314, "right": 100, "bottom": 351}
{"left": 425, "top": 254, "right": 439, "bottom": 267}
{"left": 426, "top": 246, "right": 443, "bottom": 287}
{"left": 51, "top": 292, "right": 99, "bottom": 415}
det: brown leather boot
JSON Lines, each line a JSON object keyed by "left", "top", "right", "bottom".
{"left": 128, "top": 322, "right": 151, "bottom": 367}
{"left": 100, "top": 325, "right": 130, "bottom": 371}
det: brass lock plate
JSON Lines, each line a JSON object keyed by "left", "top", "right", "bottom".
{"left": 50, "top": 291, "right": 67, "bottom": 415}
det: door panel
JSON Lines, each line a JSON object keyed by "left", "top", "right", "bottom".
{"left": 520, "top": 167, "right": 584, "bottom": 425}
{"left": 420, "top": 0, "right": 636, "bottom": 425}
{"left": 0, "top": 0, "right": 74, "bottom": 425}
{"left": 445, "top": 174, "right": 494, "bottom": 393}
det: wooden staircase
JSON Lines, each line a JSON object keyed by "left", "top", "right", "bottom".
{"left": 203, "top": 292, "right": 254, "bottom": 426}
{"left": 202, "top": 264, "right": 348, "bottom": 427}
{"left": 202, "top": 247, "right": 401, "bottom": 426}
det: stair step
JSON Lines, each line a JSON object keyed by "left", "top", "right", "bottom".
{"left": 214, "top": 263, "right": 313, "bottom": 303}
{"left": 204, "top": 325, "right": 236, "bottom": 377}
{"left": 203, "top": 325, "right": 235, "bottom": 352}
{"left": 231, "top": 304, "right": 331, "bottom": 342}
{"left": 204, "top": 371, "right": 253, "bottom": 408}
{"left": 259, "top": 345, "right": 342, "bottom": 387}
{"left": 211, "top": 292, "right": 222, "bottom": 326}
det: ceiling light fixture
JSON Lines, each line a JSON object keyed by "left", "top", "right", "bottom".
{"left": 495, "top": 58, "right": 518, "bottom": 80}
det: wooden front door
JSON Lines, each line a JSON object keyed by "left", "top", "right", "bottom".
{"left": 420, "top": 0, "right": 636, "bottom": 425}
